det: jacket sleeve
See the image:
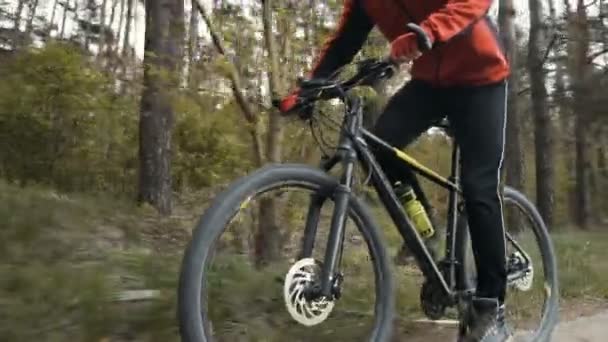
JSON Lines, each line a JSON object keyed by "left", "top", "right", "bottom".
{"left": 419, "top": 0, "right": 493, "bottom": 43}
{"left": 309, "top": 0, "right": 374, "bottom": 79}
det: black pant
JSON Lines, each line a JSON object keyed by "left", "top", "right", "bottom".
{"left": 372, "top": 79, "right": 508, "bottom": 302}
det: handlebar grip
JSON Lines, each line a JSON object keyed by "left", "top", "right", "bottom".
{"left": 406, "top": 23, "right": 432, "bottom": 52}
{"left": 271, "top": 98, "right": 281, "bottom": 109}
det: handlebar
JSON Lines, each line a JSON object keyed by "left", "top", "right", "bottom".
{"left": 272, "top": 23, "right": 432, "bottom": 112}
{"left": 269, "top": 58, "right": 396, "bottom": 111}
{"left": 302, "top": 57, "right": 397, "bottom": 99}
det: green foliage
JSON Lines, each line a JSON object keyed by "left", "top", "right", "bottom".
{"left": 173, "top": 96, "right": 251, "bottom": 190}
{"left": 0, "top": 43, "right": 252, "bottom": 194}
{"left": 0, "top": 43, "right": 137, "bottom": 192}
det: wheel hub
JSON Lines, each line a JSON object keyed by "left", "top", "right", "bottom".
{"left": 283, "top": 258, "right": 335, "bottom": 326}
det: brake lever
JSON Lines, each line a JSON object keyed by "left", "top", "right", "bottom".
{"left": 298, "top": 78, "right": 334, "bottom": 89}
{"left": 406, "top": 23, "right": 432, "bottom": 52}
{"left": 353, "top": 58, "right": 396, "bottom": 86}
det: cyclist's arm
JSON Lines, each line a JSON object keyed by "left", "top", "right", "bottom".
{"left": 419, "top": 0, "right": 494, "bottom": 43}
{"left": 309, "top": 0, "right": 374, "bottom": 79}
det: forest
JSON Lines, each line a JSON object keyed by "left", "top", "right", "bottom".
{"left": 1, "top": 0, "right": 608, "bottom": 341}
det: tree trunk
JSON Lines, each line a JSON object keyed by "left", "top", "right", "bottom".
{"left": 574, "top": 114, "right": 591, "bottom": 228}
{"left": 254, "top": 0, "right": 285, "bottom": 265}
{"left": 110, "top": 0, "right": 125, "bottom": 75}
{"left": 99, "top": 0, "right": 108, "bottom": 63}
{"left": 132, "top": 0, "right": 140, "bottom": 63}
{"left": 598, "top": 126, "right": 608, "bottom": 219}
{"left": 60, "top": 0, "right": 70, "bottom": 39}
{"left": 194, "top": 0, "right": 265, "bottom": 166}
{"left": 49, "top": 0, "right": 60, "bottom": 36}
{"left": 590, "top": 126, "right": 601, "bottom": 223}
{"left": 603, "top": 0, "right": 608, "bottom": 63}
{"left": 499, "top": 0, "right": 525, "bottom": 232}
{"left": 570, "top": 0, "right": 592, "bottom": 229}
{"left": 597, "top": 2, "right": 608, "bottom": 221}
{"left": 598, "top": 127, "right": 608, "bottom": 179}
{"left": 279, "top": 7, "right": 293, "bottom": 86}
{"left": 555, "top": 55, "right": 576, "bottom": 222}
{"left": 304, "top": 0, "right": 315, "bottom": 54}
{"left": 122, "top": 0, "right": 134, "bottom": 68}
{"left": 84, "top": 0, "right": 93, "bottom": 51}
{"left": 116, "top": 0, "right": 125, "bottom": 49}
{"left": 263, "top": 0, "right": 284, "bottom": 165}
{"left": 124, "top": 0, "right": 134, "bottom": 57}
{"left": 109, "top": 0, "right": 119, "bottom": 25}
{"left": 528, "top": 0, "right": 555, "bottom": 228}
{"left": 25, "top": 0, "right": 40, "bottom": 43}
{"left": 13, "top": 0, "right": 25, "bottom": 30}
{"left": 138, "top": 0, "right": 185, "bottom": 215}
{"left": 499, "top": 0, "right": 524, "bottom": 190}
{"left": 74, "top": 0, "right": 80, "bottom": 42}
{"left": 12, "top": 0, "right": 26, "bottom": 47}
{"left": 103, "top": 0, "right": 120, "bottom": 71}
{"left": 188, "top": 1, "right": 200, "bottom": 87}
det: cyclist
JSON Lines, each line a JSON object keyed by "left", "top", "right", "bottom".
{"left": 279, "top": 1, "right": 511, "bottom": 341}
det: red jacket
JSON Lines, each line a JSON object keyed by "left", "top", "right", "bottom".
{"left": 310, "top": 0, "right": 510, "bottom": 87}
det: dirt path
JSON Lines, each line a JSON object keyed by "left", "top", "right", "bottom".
{"left": 395, "top": 307, "right": 608, "bottom": 341}
{"left": 551, "top": 310, "right": 608, "bottom": 342}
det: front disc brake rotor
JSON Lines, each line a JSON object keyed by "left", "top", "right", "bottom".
{"left": 283, "top": 258, "right": 335, "bottom": 326}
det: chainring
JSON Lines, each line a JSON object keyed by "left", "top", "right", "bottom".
{"left": 420, "top": 279, "right": 450, "bottom": 320}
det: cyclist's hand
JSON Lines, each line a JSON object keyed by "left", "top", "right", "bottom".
{"left": 277, "top": 88, "right": 314, "bottom": 119}
{"left": 390, "top": 33, "right": 422, "bottom": 64}
{"left": 279, "top": 91, "right": 300, "bottom": 113}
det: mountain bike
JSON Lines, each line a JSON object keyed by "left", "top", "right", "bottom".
{"left": 178, "top": 27, "right": 559, "bottom": 342}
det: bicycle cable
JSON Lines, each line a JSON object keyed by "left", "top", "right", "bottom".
{"left": 310, "top": 116, "right": 332, "bottom": 159}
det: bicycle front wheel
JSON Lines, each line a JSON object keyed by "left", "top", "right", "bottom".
{"left": 456, "top": 186, "right": 559, "bottom": 342}
{"left": 178, "top": 164, "right": 394, "bottom": 342}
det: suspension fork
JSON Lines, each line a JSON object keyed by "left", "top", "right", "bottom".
{"left": 300, "top": 150, "right": 353, "bottom": 298}
{"left": 320, "top": 152, "right": 355, "bottom": 297}
{"left": 318, "top": 99, "right": 362, "bottom": 298}
{"left": 299, "top": 155, "right": 339, "bottom": 259}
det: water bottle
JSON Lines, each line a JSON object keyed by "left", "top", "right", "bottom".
{"left": 394, "top": 182, "right": 435, "bottom": 239}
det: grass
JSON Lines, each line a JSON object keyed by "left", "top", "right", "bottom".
{"left": 0, "top": 180, "right": 185, "bottom": 342}
{"left": 553, "top": 231, "right": 608, "bottom": 299}
{"left": 1, "top": 180, "right": 608, "bottom": 341}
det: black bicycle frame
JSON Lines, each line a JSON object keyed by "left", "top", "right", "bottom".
{"left": 301, "top": 95, "right": 467, "bottom": 300}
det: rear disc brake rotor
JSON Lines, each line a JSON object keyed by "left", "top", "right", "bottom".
{"left": 509, "top": 251, "right": 534, "bottom": 292}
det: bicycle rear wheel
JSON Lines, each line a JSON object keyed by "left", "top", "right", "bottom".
{"left": 178, "top": 164, "right": 394, "bottom": 342}
{"left": 456, "top": 186, "right": 559, "bottom": 342}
